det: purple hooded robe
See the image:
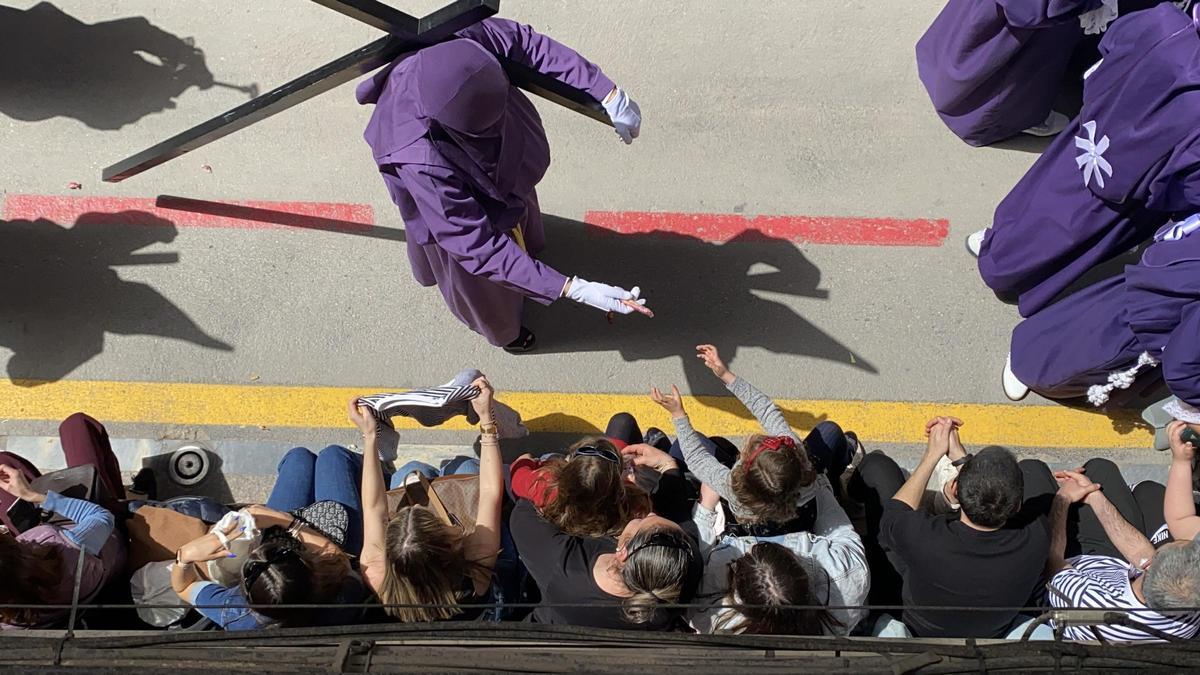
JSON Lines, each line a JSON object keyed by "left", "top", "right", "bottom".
{"left": 978, "top": 3, "right": 1200, "bottom": 317}
{"left": 1010, "top": 222, "right": 1200, "bottom": 406}
{"left": 356, "top": 19, "right": 615, "bottom": 346}
{"left": 915, "top": 0, "right": 1104, "bottom": 147}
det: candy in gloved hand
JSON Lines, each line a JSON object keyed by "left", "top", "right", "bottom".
{"left": 567, "top": 277, "right": 652, "bottom": 315}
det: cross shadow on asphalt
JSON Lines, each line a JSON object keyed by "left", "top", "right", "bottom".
{"left": 0, "top": 2, "right": 251, "bottom": 130}
{"left": 0, "top": 212, "right": 232, "bottom": 385}
{"left": 526, "top": 215, "right": 877, "bottom": 423}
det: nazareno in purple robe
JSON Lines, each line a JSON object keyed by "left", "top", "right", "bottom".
{"left": 978, "top": 3, "right": 1200, "bottom": 318}
{"left": 915, "top": 0, "right": 1105, "bottom": 147}
{"left": 356, "top": 19, "right": 615, "bottom": 346}
{"left": 1009, "top": 221, "right": 1200, "bottom": 407}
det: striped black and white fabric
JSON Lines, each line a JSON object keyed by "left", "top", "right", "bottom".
{"left": 1048, "top": 555, "right": 1200, "bottom": 642}
{"left": 358, "top": 384, "right": 480, "bottom": 429}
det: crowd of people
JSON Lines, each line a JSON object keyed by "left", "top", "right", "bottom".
{"left": 8, "top": 0, "right": 1200, "bottom": 647}
{"left": 1, "top": 345, "right": 1199, "bottom": 643}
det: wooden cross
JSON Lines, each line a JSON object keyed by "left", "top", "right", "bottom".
{"left": 102, "top": 0, "right": 610, "bottom": 183}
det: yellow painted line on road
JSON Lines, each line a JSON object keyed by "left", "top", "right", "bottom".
{"left": 0, "top": 378, "right": 1150, "bottom": 449}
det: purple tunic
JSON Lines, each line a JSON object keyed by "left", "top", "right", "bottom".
{"left": 357, "top": 19, "right": 615, "bottom": 346}
{"left": 915, "top": 0, "right": 1101, "bottom": 146}
{"left": 979, "top": 4, "right": 1200, "bottom": 317}
{"left": 1010, "top": 225, "right": 1200, "bottom": 405}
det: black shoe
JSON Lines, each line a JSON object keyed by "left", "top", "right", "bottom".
{"left": 130, "top": 467, "right": 158, "bottom": 501}
{"left": 644, "top": 427, "right": 670, "bottom": 451}
{"left": 503, "top": 327, "right": 537, "bottom": 354}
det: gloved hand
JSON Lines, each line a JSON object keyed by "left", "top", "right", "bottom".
{"left": 565, "top": 277, "right": 649, "bottom": 314}
{"left": 601, "top": 87, "right": 641, "bottom": 144}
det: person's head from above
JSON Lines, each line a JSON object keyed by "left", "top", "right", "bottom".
{"left": 540, "top": 437, "right": 651, "bottom": 538}
{"left": 415, "top": 39, "right": 508, "bottom": 136}
{"left": 381, "top": 503, "right": 479, "bottom": 622}
{"left": 731, "top": 434, "right": 817, "bottom": 523}
{"left": 613, "top": 513, "right": 703, "bottom": 626}
{"left": 722, "top": 541, "right": 840, "bottom": 636}
{"left": 1143, "top": 539, "right": 1200, "bottom": 612}
{"left": 241, "top": 526, "right": 345, "bottom": 627}
{"left": 949, "top": 446, "right": 1023, "bottom": 530}
{"left": 0, "top": 534, "right": 64, "bottom": 626}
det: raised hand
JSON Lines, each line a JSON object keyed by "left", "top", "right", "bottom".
{"left": 696, "top": 344, "right": 734, "bottom": 383}
{"left": 470, "top": 375, "right": 496, "bottom": 422}
{"left": 650, "top": 385, "right": 687, "bottom": 419}
{"left": 347, "top": 397, "right": 379, "bottom": 438}
{"left": 925, "top": 417, "right": 953, "bottom": 460}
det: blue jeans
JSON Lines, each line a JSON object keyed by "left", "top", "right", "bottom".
{"left": 267, "top": 445, "right": 364, "bottom": 555}
{"left": 389, "top": 455, "right": 480, "bottom": 489}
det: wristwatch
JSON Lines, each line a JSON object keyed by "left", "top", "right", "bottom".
{"left": 480, "top": 421, "right": 499, "bottom": 436}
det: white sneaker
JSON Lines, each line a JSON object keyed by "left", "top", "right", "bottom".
{"left": 1022, "top": 111, "right": 1069, "bottom": 138}
{"left": 1002, "top": 354, "right": 1030, "bottom": 401}
{"left": 966, "top": 229, "right": 987, "bottom": 258}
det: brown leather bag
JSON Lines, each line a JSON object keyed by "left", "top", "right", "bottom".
{"left": 386, "top": 473, "right": 479, "bottom": 535}
{"left": 125, "top": 506, "right": 209, "bottom": 574}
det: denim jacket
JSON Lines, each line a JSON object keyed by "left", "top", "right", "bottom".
{"left": 688, "top": 475, "right": 870, "bottom": 635}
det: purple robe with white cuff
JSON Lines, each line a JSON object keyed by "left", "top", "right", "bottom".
{"left": 356, "top": 19, "right": 615, "bottom": 346}
{"left": 1009, "top": 222, "right": 1200, "bottom": 406}
{"left": 915, "top": 0, "right": 1103, "bottom": 147}
{"left": 979, "top": 3, "right": 1200, "bottom": 317}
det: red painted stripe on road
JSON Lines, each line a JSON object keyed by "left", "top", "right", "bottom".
{"left": 584, "top": 211, "right": 949, "bottom": 246}
{"left": 2, "top": 194, "right": 374, "bottom": 230}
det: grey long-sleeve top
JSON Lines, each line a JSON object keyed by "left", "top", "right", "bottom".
{"left": 672, "top": 376, "right": 820, "bottom": 520}
{"left": 689, "top": 476, "right": 870, "bottom": 635}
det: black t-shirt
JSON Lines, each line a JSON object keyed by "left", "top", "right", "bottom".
{"left": 510, "top": 499, "right": 670, "bottom": 630}
{"left": 879, "top": 499, "right": 1050, "bottom": 638}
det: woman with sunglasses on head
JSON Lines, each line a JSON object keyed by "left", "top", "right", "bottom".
{"left": 510, "top": 438, "right": 651, "bottom": 538}
{"left": 510, "top": 441, "right": 704, "bottom": 630}
{"left": 354, "top": 375, "right": 505, "bottom": 622}
{"left": 509, "top": 414, "right": 695, "bottom": 538}
{"left": 170, "top": 442, "right": 367, "bottom": 630}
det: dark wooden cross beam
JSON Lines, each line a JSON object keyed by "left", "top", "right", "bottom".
{"left": 102, "top": 0, "right": 610, "bottom": 183}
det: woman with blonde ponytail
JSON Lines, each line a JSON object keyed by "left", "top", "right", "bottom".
{"left": 355, "top": 376, "right": 505, "bottom": 622}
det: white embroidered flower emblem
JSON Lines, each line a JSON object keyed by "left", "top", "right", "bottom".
{"left": 1075, "top": 120, "right": 1113, "bottom": 189}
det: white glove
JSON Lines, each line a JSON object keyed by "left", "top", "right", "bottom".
{"left": 566, "top": 277, "right": 646, "bottom": 314}
{"left": 601, "top": 87, "right": 641, "bottom": 144}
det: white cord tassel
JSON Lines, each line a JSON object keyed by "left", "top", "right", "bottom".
{"left": 1087, "top": 352, "right": 1159, "bottom": 406}
{"left": 1079, "top": 0, "right": 1118, "bottom": 35}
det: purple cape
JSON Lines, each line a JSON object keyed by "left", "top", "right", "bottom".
{"left": 356, "top": 19, "right": 614, "bottom": 346}
{"left": 1010, "top": 226, "right": 1200, "bottom": 405}
{"left": 915, "top": 0, "right": 1100, "bottom": 146}
{"left": 979, "top": 4, "right": 1200, "bottom": 317}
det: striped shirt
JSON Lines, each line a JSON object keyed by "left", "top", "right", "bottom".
{"left": 1048, "top": 555, "right": 1200, "bottom": 642}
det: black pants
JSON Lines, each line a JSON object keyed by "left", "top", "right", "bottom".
{"left": 1019, "top": 458, "right": 1165, "bottom": 559}
{"left": 605, "top": 412, "right": 645, "bottom": 446}
{"left": 846, "top": 451, "right": 909, "bottom": 606}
